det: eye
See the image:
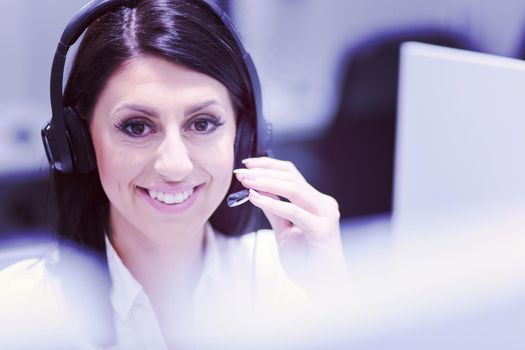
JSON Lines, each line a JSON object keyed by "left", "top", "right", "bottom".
{"left": 116, "top": 118, "right": 155, "bottom": 137}
{"left": 187, "top": 115, "right": 225, "bottom": 134}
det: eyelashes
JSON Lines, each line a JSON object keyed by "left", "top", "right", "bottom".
{"left": 185, "top": 115, "right": 225, "bottom": 133}
{"left": 115, "top": 118, "right": 155, "bottom": 137}
{"left": 114, "top": 114, "right": 225, "bottom": 138}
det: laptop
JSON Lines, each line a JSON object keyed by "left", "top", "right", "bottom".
{"left": 392, "top": 42, "right": 525, "bottom": 233}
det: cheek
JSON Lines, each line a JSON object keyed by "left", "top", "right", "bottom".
{"left": 208, "top": 142, "right": 235, "bottom": 175}
{"left": 91, "top": 128, "right": 112, "bottom": 178}
{"left": 91, "top": 128, "right": 145, "bottom": 193}
{"left": 194, "top": 132, "right": 236, "bottom": 184}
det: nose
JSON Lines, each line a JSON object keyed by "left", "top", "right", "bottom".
{"left": 154, "top": 131, "right": 194, "bottom": 181}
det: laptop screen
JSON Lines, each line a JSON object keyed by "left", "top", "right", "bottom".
{"left": 393, "top": 42, "right": 525, "bottom": 232}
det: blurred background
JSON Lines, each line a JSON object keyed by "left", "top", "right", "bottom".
{"left": 1, "top": 0, "right": 524, "bottom": 348}
{"left": 4, "top": 0, "right": 525, "bottom": 234}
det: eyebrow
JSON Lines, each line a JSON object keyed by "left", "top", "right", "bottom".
{"left": 113, "top": 100, "right": 222, "bottom": 118}
{"left": 112, "top": 104, "right": 158, "bottom": 118}
{"left": 184, "top": 100, "right": 222, "bottom": 115}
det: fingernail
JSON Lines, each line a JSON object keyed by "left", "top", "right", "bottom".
{"left": 234, "top": 171, "right": 256, "bottom": 182}
{"left": 249, "top": 189, "right": 259, "bottom": 197}
{"left": 233, "top": 168, "right": 255, "bottom": 178}
{"left": 241, "top": 158, "right": 254, "bottom": 164}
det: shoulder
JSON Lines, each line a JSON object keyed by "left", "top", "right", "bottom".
{"left": 238, "top": 229, "right": 283, "bottom": 271}
{"left": 213, "top": 229, "right": 283, "bottom": 272}
{"left": 0, "top": 250, "right": 105, "bottom": 349}
{"left": 0, "top": 253, "right": 60, "bottom": 298}
{"left": 213, "top": 229, "right": 282, "bottom": 272}
{"left": 215, "top": 229, "right": 309, "bottom": 307}
{"left": 214, "top": 228, "right": 278, "bottom": 254}
{"left": 0, "top": 249, "right": 63, "bottom": 306}
{"left": 0, "top": 253, "right": 69, "bottom": 346}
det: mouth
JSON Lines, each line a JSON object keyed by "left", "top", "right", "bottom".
{"left": 139, "top": 186, "right": 198, "bottom": 206}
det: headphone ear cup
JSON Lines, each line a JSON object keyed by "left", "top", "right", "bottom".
{"left": 42, "top": 120, "right": 72, "bottom": 173}
{"left": 64, "top": 107, "right": 97, "bottom": 173}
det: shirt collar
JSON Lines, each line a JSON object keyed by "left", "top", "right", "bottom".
{"left": 105, "top": 236, "right": 142, "bottom": 320}
{"left": 196, "top": 223, "right": 222, "bottom": 293}
{"left": 105, "top": 223, "right": 221, "bottom": 320}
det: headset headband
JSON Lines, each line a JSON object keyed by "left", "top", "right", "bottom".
{"left": 205, "top": 1, "right": 270, "bottom": 157}
{"left": 50, "top": 0, "right": 137, "bottom": 116}
{"left": 44, "top": 0, "right": 270, "bottom": 173}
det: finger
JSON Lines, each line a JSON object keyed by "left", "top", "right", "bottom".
{"left": 233, "top": 167, "right": 294, "bottom": 183}
{"left": 247, "top": 190, "right": 291, "bottom": 235}
{"left": 236, "top": 168, "right": 337, "bottom": 217}
{"left": 239, "top": 158, "right": 341, "bottom": 220}
{"left": 238, "top": 174, "right": 322, "bottom": 214}
{"left": 248, "top": 189, "right": 319, "bottom": 232}
{"left": 260, "top": 205, "right": 291, "bottom": 236}
{"left": 242, "top": 157, "right": 302, "bottom": 175}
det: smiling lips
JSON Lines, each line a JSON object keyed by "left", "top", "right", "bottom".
{"left": 147, "top": 187, "right": 194, "bottom": 205}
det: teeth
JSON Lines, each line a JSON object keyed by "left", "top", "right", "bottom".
{"left": 147, "top": 187, "right": 194, "bottom": 205}
{"left": 174, "top": 193, "right": 184, "bottom": 203}
{"left": 164, "top": 193, "right": 176, "bottom": 204}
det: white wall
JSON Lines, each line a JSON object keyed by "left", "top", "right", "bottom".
{"left": 0, "top": 0, "right": 87, "bottom": 107}
{"left": 0, "top": 0, "right": 87, "bottom": 173}
{"left": 2, "top": 0, "right": 525, "bottom": 171}
{"left": 233, "top": 0, "right": 525, "bottom": 139}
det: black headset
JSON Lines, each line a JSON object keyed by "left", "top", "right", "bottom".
{"left": 42, "top": 0, "right": 271, "bottom": 174}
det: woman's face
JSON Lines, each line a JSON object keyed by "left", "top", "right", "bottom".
{"left": 90, "top": 55, "right": 236, "bottom": 244}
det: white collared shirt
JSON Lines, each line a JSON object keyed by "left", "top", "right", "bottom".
{"left": 0, "top": 225, "right": 308, "bottom": 349}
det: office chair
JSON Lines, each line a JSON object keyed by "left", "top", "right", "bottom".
{"left": 320, "top": 27, "right": 475, "bottom": 219}
{"left": 0, "top": 170, "right": 55, "bottom": 239}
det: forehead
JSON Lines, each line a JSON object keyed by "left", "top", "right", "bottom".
{"left": 98, "top": 55, "right": 233, "bottom": 111}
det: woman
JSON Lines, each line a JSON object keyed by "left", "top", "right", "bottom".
{"left": 1, "top": 0, "right": 346, "bottom": 348}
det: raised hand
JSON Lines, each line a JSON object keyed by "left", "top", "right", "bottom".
{"left": 234, "top": 157, "right": 348, "bottom": 295}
